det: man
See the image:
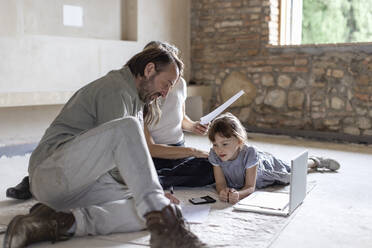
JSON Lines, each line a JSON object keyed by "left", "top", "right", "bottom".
{"left": 4, "top": 47, "right": 207, "bottom": 248}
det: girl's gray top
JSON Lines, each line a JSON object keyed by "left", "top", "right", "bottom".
{"left": 208, "top": 144, "right": 291, "bottom": 189}
{"left": 29, "top": 66, "right": 144, "bottom": 173}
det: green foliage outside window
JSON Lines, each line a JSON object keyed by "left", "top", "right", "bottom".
{"left": 302, "top": 0, "right": 372, "bottom": 44}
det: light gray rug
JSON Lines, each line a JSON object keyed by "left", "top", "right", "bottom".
{"left": 0, "top": 183, "right": 315, "bottom": 248}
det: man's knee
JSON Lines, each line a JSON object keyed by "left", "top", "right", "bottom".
{"left": 109, "top": 117, "right": 145, "bottom": 142}
{"left": 116, "top": 116, "right": 142, "bottom": 131}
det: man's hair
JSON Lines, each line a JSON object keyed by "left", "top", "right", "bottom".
{"left": 208, "top": 112, "right": 247, "bottom": 144}
{"left": 126, "top": 47, "right": 183, "bottom": 78}
{"left": 144, "top": 41, "right": 179, "bottom": 56}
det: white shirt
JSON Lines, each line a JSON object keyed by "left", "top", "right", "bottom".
{"left": 148, "top": 77, "right": 187, "bottom": 144}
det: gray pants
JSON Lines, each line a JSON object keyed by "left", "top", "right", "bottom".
{"left": 29, "top": 117, "right": 170, "bottom": 236}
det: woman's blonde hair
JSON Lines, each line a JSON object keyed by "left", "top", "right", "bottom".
{"left": 208, "top": 112, "right": 247, "bottom": 143}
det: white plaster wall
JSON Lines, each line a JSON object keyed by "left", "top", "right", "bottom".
{"left": 23, "top": 0, "right": 123, "bottom": 40}
{"left": 138, "top": 0, "right": 190, "bottom": 77}
{"left": 0, "top": 0, "right": 191, "bottom": 144}
{"left": 0, "top": 105, "right": 63, "bottom": 146}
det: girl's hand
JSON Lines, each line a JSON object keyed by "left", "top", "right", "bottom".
{"left": 228, "top": 188, "right": 239, "bottom": 204}
{"left": 219, "top": 188, "right": 230, "bottom": 202}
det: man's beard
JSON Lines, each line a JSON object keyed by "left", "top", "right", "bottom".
{"left": 138, "top": 74, "right": 160, "bottom": 104}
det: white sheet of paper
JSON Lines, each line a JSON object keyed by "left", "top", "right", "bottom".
{"left": 180, "top": 205, "right": 211, "bottom": 224}
{"left": 200, "top": 90, "right": 245, "bottom": 124}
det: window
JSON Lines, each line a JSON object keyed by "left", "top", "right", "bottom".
{"left": 279, "top": 0, "right": 372, "bottom": 45}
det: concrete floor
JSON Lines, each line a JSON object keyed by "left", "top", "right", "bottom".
{"left": 1, "top": 132, "right": 371, "bottom": 247}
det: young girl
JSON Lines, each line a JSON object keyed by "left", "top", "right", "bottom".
{"left": 208, "top": 113, "right": 340, "bottom": 204}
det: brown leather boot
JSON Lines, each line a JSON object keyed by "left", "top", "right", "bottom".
{"left": 145, "top": 204, "right": 208, "bottom": 248}
{"left": 3, "top": 203, "right": 75, "bottom": 248}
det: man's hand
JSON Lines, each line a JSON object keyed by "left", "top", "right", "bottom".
{"left": 228, "top": 188, "right": 239, "bottom": 204}
{"left": 164, "top": 192, "right": 180, "bottom": 204}
{"left": 191, "top": 122, "right": 209, "bottom": 136}
{"left": 218, "top": 188, "right": 230, "bottom": 202}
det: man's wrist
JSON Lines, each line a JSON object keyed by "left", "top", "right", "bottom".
{"left": 189, "top": 147, "right": 196, "bottom": 157}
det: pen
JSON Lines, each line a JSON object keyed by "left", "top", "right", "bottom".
{"left": 170, "top": 186, "right": 174, "bottom": 195}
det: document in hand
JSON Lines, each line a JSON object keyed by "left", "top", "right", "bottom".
{"left": 200, "top": 90, "right": 245, "bottom": 124}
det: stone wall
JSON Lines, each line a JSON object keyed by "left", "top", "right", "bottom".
{"left": 190, "top": 0, "right": 372, "bottom": 143}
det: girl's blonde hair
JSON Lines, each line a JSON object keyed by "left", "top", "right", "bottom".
{"left": 208, "top": 112, "right": 247, "bottom": 143}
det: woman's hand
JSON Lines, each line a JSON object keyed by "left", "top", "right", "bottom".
{"left": 191, "top": 148, "right": 209, "bottom": 158}
{"left": 191, "top": 122, "right": 209, "bottom": 135}
{"left": 218, "top": 188, "right": 230, "bottom": 202}
{"left": 228, "top": 188, "right": 239, "bottom": 204}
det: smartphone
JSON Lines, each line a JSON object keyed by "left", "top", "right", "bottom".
{"left": 189, "top": 195, "right": 216, "bottom": 205}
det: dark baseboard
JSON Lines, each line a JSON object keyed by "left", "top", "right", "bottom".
{"left": 245, "top": 126, "right": 372, "bottom": 145}
{"left": 0, "top": 143, "right": 38, "bottom": 158}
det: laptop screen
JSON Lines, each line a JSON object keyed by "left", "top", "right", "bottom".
{"left": 288, "top": 151, "right": 308, "bottom": 213}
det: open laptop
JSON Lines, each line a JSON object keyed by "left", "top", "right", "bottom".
{"left": 233, "top": 151, "right": 308, "bottom": 216}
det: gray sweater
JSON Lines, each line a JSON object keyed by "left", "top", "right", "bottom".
{"left": 29, "top": 66, "right": 144, "bottom": 174}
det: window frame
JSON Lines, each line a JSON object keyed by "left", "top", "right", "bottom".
{"left": 279, "top": 0, "right": 303, "bottom": 45}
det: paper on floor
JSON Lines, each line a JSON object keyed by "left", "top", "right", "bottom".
{"left": 180, "top": 204, "right": 211, "bottom": 224}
